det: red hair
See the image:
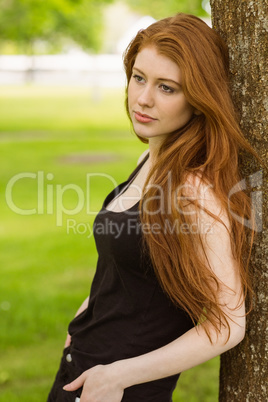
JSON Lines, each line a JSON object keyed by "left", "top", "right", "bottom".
{"left": 123, "top": 14, "right": 255, "bottom": 341}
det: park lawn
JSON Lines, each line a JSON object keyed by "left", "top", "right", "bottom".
{"left": 0, "top": 86, "right": 219, "bottom": 401}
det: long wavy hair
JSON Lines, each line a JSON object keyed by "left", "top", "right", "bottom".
{"left": 123, "top": 13, "right": 256, "bottom": 341}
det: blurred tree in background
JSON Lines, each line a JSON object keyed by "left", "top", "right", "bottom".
{"left": 0, "top": 0, "right": 208, "bottom": 55}
{"left": 0, "top": 0, "right": 113, "bottom": 54}
{"left": 124, "top": 0, "right": 208, "bottom": 19}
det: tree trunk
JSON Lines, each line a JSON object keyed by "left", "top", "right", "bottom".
{"left": 210, "top": 0, "right": 268, "bottom": 401}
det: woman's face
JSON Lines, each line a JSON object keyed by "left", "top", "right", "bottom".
{"left": 128, "top": 46, "right": 195, "bottom": 144}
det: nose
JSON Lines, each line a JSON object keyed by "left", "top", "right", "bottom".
{"left": 137, "top": 85, "right": 154, "bottom": 108}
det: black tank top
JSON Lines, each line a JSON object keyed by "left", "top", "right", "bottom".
{"left": 68, "top": 155, "right": 194, "bottom": 401}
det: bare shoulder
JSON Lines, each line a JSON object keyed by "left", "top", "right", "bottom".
{"left": 184, "top": 172, "right": 222, "bottom": 213}
{"left": 183, "top": 172, "right": 230, "bottom": 230}
{"left": 137, "top": 149, "right": 149, "bottom": 165}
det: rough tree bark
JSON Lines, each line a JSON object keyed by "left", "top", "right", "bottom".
{"left": 210, "top": 0, "right": 268, "bottom": 401}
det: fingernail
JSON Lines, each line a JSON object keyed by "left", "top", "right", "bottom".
{"left": 63, "top": 384, "right": 70, "bottom": 391}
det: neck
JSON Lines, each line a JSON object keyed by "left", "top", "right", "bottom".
{"left": 148, "top": 137, "right": 164, "bottom": 166}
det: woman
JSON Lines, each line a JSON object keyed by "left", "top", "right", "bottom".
{"left": 48, "top": 13, "right": 255, "bottom": 402}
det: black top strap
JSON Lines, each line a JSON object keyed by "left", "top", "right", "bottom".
{"left": 127, "top": 152, "right": 149, "bottom": 182}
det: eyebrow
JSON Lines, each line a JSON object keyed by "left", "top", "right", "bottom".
{"left": 132, "top": 67, "right": 181, "bottom": 87}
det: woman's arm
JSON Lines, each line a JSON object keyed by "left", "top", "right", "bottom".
{"left": 74, "top": 296, "right": 90, "bottom": 318}
{"left": 64, "top": 296, "right": 89, "bottom": 348}
{"left": 63, "top": 186, "right": 246, "bottom": 401}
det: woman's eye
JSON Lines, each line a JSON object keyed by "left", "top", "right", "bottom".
{"left": 160, "top": 84, "right": 174, "bottom": 93}
{"left": 133, "top": 74, "right": 145, "bottom": 83}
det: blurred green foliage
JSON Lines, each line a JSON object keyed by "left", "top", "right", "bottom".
{"left": 0, "top": 0, "right": 113, "bottom": 53}
{"left": 0, "top": 0, "right": 209, "bottom": 54}
{"left": 124, "top": 0, "right": 208, "bottom": 19}
{"left": 0, "top": 86, "right": 219, "bottom": 401}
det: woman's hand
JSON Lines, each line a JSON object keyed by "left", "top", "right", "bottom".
{"left": 63, "top": 364, "right": 124, "bottom": 402}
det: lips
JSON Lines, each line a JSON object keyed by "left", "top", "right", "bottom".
{"left": 134, "top": 111, "right": 156, "bottom": 123}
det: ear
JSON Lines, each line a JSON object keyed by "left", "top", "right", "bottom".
{"left": 193, "top": 109, "right": 202, "bottom": 116}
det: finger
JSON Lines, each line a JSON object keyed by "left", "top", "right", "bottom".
{"left": 63, "top": 373, "right": 85, "bottom": 392}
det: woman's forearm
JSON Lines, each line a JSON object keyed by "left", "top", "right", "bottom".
{"left": 113, "top": 320, "right": 245, "bottom": 389}
{"left": 65, "top": 297, "right": 90, "bottom": 347}
{"left": 75, "top": 296, "right": 89, "bottom": 317}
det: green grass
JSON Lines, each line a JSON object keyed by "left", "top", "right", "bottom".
{"left": 0, "top": 85, "right": 219, "bottom": 401}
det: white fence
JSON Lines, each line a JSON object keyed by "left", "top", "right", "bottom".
{"left": 0, "top": 54, "right": 126, "bottom": 87}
